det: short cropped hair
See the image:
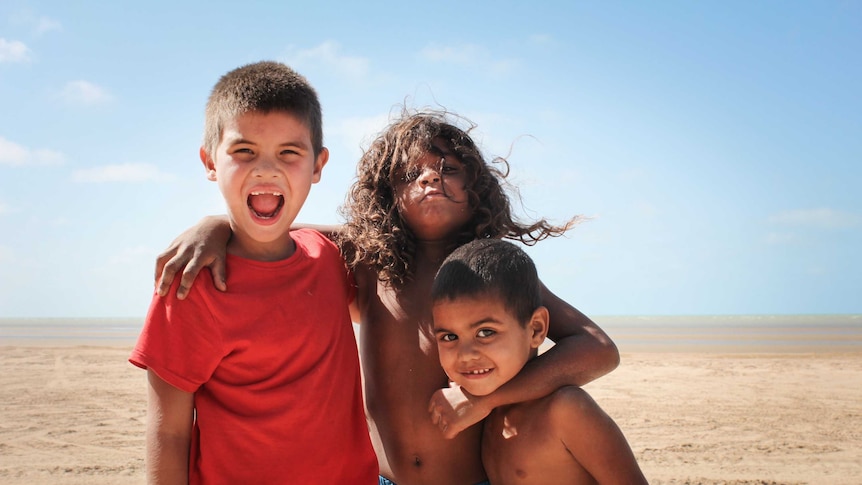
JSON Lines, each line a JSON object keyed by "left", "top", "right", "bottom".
{"left": 431, "top": 239, "right": 541, "bottom": 324}
{"left": 203, "top": 61, "right": 323, "bottom": 156}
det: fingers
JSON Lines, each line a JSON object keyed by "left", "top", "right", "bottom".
{"left": 176, "top": 255, "right": 205, "bottom": 300}
{"left": 156, "top": 254, "right": 183, "bottom": 297}
{"left": 428, "top": 403, "right": 454, "bottom": 438}
{"left": 154, "top": 249, "right": 176, "bottom": 291}
{"left": 431, "top": 410, "right": 448, "bottom": 432}
{"left": 210, "top": 257, "right": 227, "bottom": 292}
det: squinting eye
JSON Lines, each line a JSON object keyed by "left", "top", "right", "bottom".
{"left": 477, "top": 329, "right": 495, "bottom": 338}
{"left": 440, "top": 333, "right": 457, "bottom": 342}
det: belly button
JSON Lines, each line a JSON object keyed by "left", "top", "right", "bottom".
{"left": 413, "top": 455, "right": 422, "bottom": 467}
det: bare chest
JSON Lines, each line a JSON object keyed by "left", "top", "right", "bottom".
{"left": 482, "top": 404, "right": 591, "bottom": 485}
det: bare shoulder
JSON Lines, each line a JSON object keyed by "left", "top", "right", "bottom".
{"left": 351, "top": 263, "right": 376, "bottom": 303}
{"left": 546, "top": 385, "right": 602, "bottom": 423}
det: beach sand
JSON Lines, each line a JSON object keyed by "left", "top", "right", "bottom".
{"left": 1, "top": 344, "right": 861, "bottom": 484}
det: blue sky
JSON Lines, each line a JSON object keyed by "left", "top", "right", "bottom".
{"left": 1, "top": 1, "right": 859, "bottom": 318}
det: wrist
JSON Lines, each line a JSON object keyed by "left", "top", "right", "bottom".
{"left": 473, "top": 390, "right": 497, "bottom": 415}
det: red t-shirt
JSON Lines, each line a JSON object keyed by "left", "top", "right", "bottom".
{"left": 130, "top": 229, "right": 377, "bottom": 484}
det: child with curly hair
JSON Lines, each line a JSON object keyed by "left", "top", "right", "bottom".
{"left": 155, "top": 109, "right": 619, "bottom": 485}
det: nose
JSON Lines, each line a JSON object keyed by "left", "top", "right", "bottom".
{"left": 253, "top": 156, "right": 279, "bottom": 178}
{"left": 457, "top": 341, "right": 480, "bottom": 362}
{"left": 417, "top": 166, "right": 440, "bottom": 185}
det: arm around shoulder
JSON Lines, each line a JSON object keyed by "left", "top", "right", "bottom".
{"left": 155, "top": 215, "right": 231, "bottom": 300}
{"left": 291, "top": 223, "right": 345, "bottom": 241}
{"left": 540, "top": 280, "right": 619, "bottom": 383}
{"left": 482, "top": 281, "right": 618, "bottom": 410}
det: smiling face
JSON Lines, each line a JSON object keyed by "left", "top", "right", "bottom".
{"left": 432, "top": 294, "right": 548, "bottom": 396}
{"left": 201, "top": 110, "right": 328, "bottom": 261}
{"left": 394, "top": 139, "right": 473, "bottom": 242}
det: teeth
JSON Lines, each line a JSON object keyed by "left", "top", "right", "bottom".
{"left": 250, "top": 191, "right": 283, "bottom": 196}
{"left": 467, "top": 369, "right": 491, "bottom": 375}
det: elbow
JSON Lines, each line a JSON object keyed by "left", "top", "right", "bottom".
{"left": 598, "top": 335, "right": 621, "bottom": 376}
{"left": 606, "top": 339, "right": 621, "bottom": 373}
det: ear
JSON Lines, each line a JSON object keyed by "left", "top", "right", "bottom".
{"left": 200, "top": 147, "right": 217, "bottom": 181}
{"left": 528, "top": 306, "right": 550, "bottom": 350}
{"left": 311, "top": 147, "right": 329, "bottom": 184}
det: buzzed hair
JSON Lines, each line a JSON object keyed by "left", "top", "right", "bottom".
{"left": 203, "top": 61, "right": 323, "bottom": 156}
{"left": 431, "top": 239, "right": 541, "bottom": 324}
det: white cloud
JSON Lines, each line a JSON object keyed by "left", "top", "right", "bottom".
{"left": 331, "top": 113, "right": 391, "bottom": 152}
{"left": 10, "top": 10, "right": 62, "bottom": 35}
{"left": 0, "top": 136, "right": 66, "bottom": 166}
{"left": 72, "top": 163, "right": 176, "bottom": 183}
{"left": 420, "top": 43, "right": 519, "bottom": 75}
{"left": 0, "top": 38, "right": 31, "bottom": 63}
{"left": 283, "top": 41, "right": 370, "bottom": 79}
{"left": 768, "top": 208, "right": 860, "bottom": 229}
{"left": 34, "top": 17, "right": 62, "bottom": 35}
{"left": 60, "top": 80, "right": 113, "bottom": 105}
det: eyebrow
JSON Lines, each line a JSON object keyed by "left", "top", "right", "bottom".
{"left": 434, "top": 317, "right": 501, "bottom": 334}
{"left": 428, "top": 140, "right": 457, "bottom": 158}
{"left": 225, "top": 135, "right": 311, "bottom": 149}
{"left": 429, "top": 148, "right": 457, "bottom": 160}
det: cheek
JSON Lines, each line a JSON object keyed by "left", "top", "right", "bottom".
{"left": 438, "top": 346, "right": 459, "bottom": 369}
{"left": 444, "top": 180, "right": 470, "bottom": 202}
{"left": 395, "top": 186, "right": 417, "bottom": 211}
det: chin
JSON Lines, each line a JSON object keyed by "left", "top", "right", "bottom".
{"left": 462, "top": 385, "right": 494, "bottom": 397}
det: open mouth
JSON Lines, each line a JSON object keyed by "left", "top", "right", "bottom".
{"left": 248, "top": 191, "right": 285, "bottom": 219}
{"left": 463, "top": 368, "right": 492, "bottom": 376}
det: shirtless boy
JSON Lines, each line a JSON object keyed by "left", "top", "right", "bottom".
{"left": 431, "top": 239, "right": 647, "bottom": 484}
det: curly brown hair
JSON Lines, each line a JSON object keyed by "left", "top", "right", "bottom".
{"left": 338, "top": 108, "right": 579, "bottom": 287}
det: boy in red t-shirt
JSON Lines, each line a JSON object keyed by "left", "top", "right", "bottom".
{"left": 129, "top": 61, "right": 377, "bottom": 484}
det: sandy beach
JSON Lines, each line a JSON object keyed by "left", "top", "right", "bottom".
{"left": 1, "top": 325, "right": 861, "bottom": 484}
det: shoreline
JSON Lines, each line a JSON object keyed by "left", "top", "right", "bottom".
{"left": 3, "top": 315, "right": 861, "bottom": 354}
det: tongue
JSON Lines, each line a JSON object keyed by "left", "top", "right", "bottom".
{"left": 249, "top": 194, "right": 281, "bottom": 216}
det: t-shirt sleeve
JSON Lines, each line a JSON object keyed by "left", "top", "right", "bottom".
{"left": 300, "top": 228, "right": 356, "bottom": 305}
{"left": 129, "top": 279, "right": 223, "bottom": 394}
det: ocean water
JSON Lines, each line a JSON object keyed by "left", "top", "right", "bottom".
{"left": 0, "top": 315, "right": 860, "bottom": 352}
{"left": 593, "top": 314, "right": 862, "bottom": 352}
{"left": 0, "top": 317, "right": 143, "bottom": 345}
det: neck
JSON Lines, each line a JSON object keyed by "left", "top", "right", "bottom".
{"left": 227, "top": 233, "right": 296, "bottom": 262}
{"left": 411, "top": 240, "right": 457, "bottom": 277}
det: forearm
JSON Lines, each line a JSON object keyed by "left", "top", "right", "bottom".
{"left": 290, "top": 222, "right": 344, "bottom": 241}
{"left": 146, "top": 431, "right": 190, "bottom": 485}
{"left": 483, "top": 332, "right": 619, "bottom": 410}
{"left": 146, "top": 370, "right": 193, "bottom": 484}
